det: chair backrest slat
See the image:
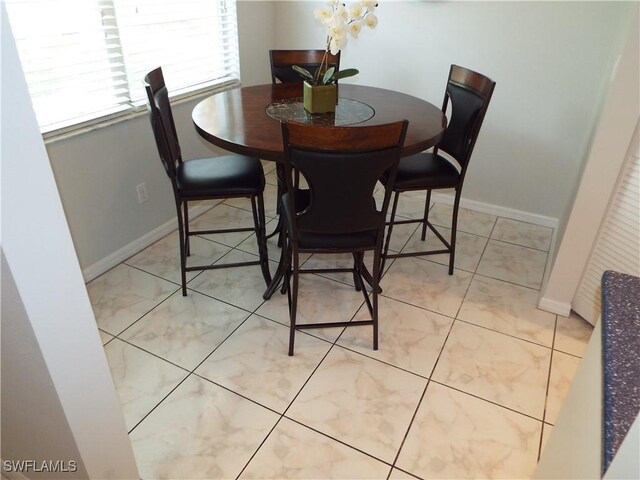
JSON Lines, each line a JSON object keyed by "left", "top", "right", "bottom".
{"left": 282, "top": 121, "right": 408, "bottom": 235}
{"left": 437, "top": 65, "right": 495, "bottom": 170}
{"left": 270, "top": 50, "right": 340, "bottom": 84}
{"left": 144, "top": 67, "right": 182, "bottom": 179}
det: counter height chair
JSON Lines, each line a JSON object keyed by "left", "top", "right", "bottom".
{"left": 144, "top": 67, "right": 271, "bottom": 296}
{"left": 280, "top": 120, "right": 408, "bottom": 356}
{"left": 380, "top": 65, "right": 496, "bottom": 275}
{"left": 269, "top": 49, "right": 340, "bottom": 84}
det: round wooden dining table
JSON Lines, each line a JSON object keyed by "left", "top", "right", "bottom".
{"left": 192, "top": 83, "right": 446, "bottom": 298}
{"left": 192, "top": 83, "right": 446, "bottom": 161}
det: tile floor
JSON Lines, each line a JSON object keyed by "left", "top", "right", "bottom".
{"left": 88, "top": 168, "right": 594, "bottom": 479}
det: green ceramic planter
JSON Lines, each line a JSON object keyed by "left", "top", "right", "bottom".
{"left": 303, "top": 81, "right": 337, "bottom": 114}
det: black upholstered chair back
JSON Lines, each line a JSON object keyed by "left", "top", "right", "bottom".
{"left": 281, "top": 121, "right": 408, "bottom": 236}
{"left": 270, "top": 50, "right": 340, "bottom": 84}
{"left": 436, "top": 65, "right": 495, "bottom": 171}
{"left": 144, "top": 67, "right": 182, "bottom": 179}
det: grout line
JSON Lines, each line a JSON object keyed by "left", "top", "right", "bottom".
{"left": 538, "top": 314, "right": 559, "bottom": 460}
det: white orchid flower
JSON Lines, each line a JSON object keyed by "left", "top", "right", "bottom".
{"left": 364, "top": 11, "right": 378, "bottom": 28}
{"left": 334, "top": 4, "right": 349, "bottom": 22}
{"left": 349, "top": 4, "right": 364, "bottom": 19}
{"left": 348, "top": 21, "right": 362, "bottom": 39}
{"left": 314, "top": 5, "right": 333, "bottom": 25}
{"left": 360, "top": 0, "right": 378, "bottom": 8}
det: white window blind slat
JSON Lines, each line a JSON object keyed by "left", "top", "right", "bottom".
{"left": 5, "top": 0, "right": 240, "bottom": 133}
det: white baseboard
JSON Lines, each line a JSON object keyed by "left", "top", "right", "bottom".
{"left": 430, "top": 193, "right": 559, "bottom": 229}
{"left": 82, "top": 194, "right": 560, "bottom": 284}
{"left": 537, "top": 296, "right": 572, "bottom": 317}
{"left": 81, "top": 204, "right": 214, "bottom": 282}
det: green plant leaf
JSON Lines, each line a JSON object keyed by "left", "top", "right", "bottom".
{"left": 322, "top": 67, "right": 336, "bottom": 85}
{"left": 332, "top": 68, "right": 360, "bottom": 81}
{"left": 292, "top": 65, "right": 315, "bottom": 83}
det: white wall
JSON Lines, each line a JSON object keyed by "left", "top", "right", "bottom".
{"left": 1, "top": 5, "right": 138, "bottom": 478}
{"left": 540, "top": 9, "right": 639, "bottom": 316}
{"left": 274, "top": 1, "right": 633, "bottom": 221}
{"left": 43, "top": 2, "right": 276, "bottom": 277}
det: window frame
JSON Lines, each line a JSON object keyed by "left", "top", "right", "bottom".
{"left": 6, "top": 0, "right": 241, "bottom": 142}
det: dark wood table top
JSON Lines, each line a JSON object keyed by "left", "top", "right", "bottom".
{"left": 192, "top": 83, "right": 446, "bottom": 161}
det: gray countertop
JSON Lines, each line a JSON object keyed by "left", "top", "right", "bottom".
{"left": 601, "top": 270, "right": 640, "bottom": 474}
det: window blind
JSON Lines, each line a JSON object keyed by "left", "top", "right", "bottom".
{"left": 5, "top": 0, "right": 240, "bottom": 133}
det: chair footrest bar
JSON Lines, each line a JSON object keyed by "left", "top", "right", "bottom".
{"left": 295, "top": 319, "right": 374, "bottom": 330}
{"left": 298, "top": 268, "right": 355, "bottom": 274}
{"left": 384, "top": 249, "right": 450, "bottom": 259}
{"left": 385, "top": 218, "right": 424, "bottom": 226}
{"left": 185, "top": 260, "right": 261, "bottom": 272}
{"left": 190, "top": 227, "right": 256, "bottom": 236}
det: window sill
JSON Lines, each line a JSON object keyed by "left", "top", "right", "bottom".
{"left": 43, "top": 79, "right": 241, "bottom": 145}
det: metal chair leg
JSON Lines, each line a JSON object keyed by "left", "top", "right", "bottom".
{"left": 183, "top": 201, "right": 191, "bottom": 256}
{"left": 288, "top": 247, "right": 299, "bottom": 356}
{"left": 421, "top": 190, "right": 432, "bottom": 241}
{"left": 449, "top": 189, "right": 461, "bottom": 275}
{"left": 380, "top": 191, "right": 400, "bottom": 276}
{"left": 176, "top": 202, "right": 188, "bottom": 296}
{"left": 254, "top": 193, "right": 272, "bottom": 286}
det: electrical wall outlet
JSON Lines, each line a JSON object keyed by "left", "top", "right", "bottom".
{"left": 136, "top": 182, "right": 148, "bottom": 204}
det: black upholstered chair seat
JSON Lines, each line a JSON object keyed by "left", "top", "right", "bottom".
{"left": 176, "top": 155, "right": 265, "bottom": 198}
{"left": 386, "top": 152, "right": 460, "bottom": 191}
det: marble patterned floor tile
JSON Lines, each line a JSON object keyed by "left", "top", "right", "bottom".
{"left": 240, "top": 417, "right": 391, "bottom": 479}
{"left": 373, "top": 188, "right": 430, "bottom": 221}
{"left": 491, "top": 217, "right": 553, "bottom": 251}
{"left": 458, "top": 276, "right": 556, "bottom": 347}
{"left": 130, "top": 375, "right": 279, "bottom": 480}
{"left": 190, "top": 204, "right": 264, "bottom": 248}
{"left": 98, "top": 329, "right": 114, "bottom": 345}
{"left": 388, "top": 468, "right": 419, "bottom": 479}
{"left": 125, "top": 231, "right": 231, "bottom": 285}
{"left": 236, "top": 218, "right": 312, "bottom": 264}
{"left": 87, "top": 264, "right": 178, "bottom": 335}
{"left": 121, "top": 290, "right": 250, "bottom": 370}
{"left": 428, "top": 203, "right": 497, "bottom": 238}
{"left": 381, "top": 258, "right": 473, "bottom": 318}
{"left": 104, "top": 338, "right": 188, "bottom": 431}
{"left": 401, "top": 226, "right": 488, "bottom": 273}
{"left": 196, "top": 315, "right": 331, "bottom": 412}
{"left": 545, "top": 351, "right": 581, "bottom": 425}
{"left": 224, "top": 182, "right": 280, "bottom": 218}
{"left": 432, "top": 321, "right": 551, "bottom": 419}
{"left": 261, "top": 159, "right": 277, "bottom": 175}
{"left": 188, "top": 249, "right": 274, "bottom": 312}
{"left": 339, "top": 296, "right": 453, "bottom": 377}
{"left": 255, "top": 274, "right": 364, "bottom": 343}
{"left": 385, "top": 221, "right": 421, "bottom": 253}
{"left": 396, "top": 382, "right": 541, "bottom": 479}
{"left": 476, "top": 239, "right": 548, "bottom": 289}
{"left": 554, "top": 312, "right": 593, "bottom": 357}
{"left": 264, "top": 167, "right": 278, "bottom": 186}
{"left": 299, "top": 252, "right": 388, "bottom": 289}
{"left": 287, "top": 346, "right": 427, "bottom": 463}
